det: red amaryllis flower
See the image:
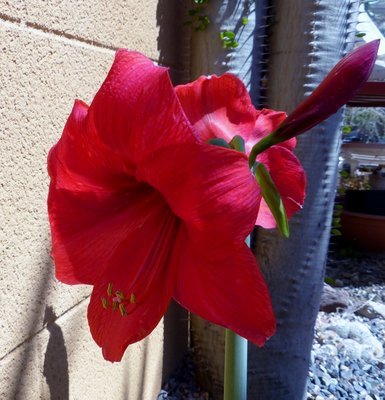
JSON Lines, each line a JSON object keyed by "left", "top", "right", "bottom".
{"left": 47, "top": 51, "right": 276, "bottom": 362}
{"left": 175, "top": 74, "right": 306, "bottom": 229}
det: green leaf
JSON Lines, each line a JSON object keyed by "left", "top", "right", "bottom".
{"left": 356, "top": 32, "right": 366, "bottom": 38}
{"left": 339, "top": 170, "right": 349, "bottom": 178}
{"left": 332, "top": 217, "right": 341, "bottom": 227}
{"left": 207, "top": 138, "right": 232, "bottom": 149}
{"left": 227, "top": 41, "right": 239, "bottom": 48}
{"left": 324, "top": 277, "right": 335, "bottom": 285}
{"left": 342, "top": 126, "right": 352, "bottom": 134}
{"left": 255, "top": 162, "right": 289, "bottom": 237}
{"left": 220, "top": 30, "right": 236, "bottom": 40}
{"left": 331, "top": 228, "right": 342, "bottom": 236}
{"left": 242, "top": 17, "right": 249, "bottom": 25}
{"left": 195, "top": 15, "right": 210, "bottom": 31}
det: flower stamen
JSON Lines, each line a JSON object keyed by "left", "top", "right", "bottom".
{"left": 107, "top": 283, "right": 113, "bottom": 297}
{"left": 102, "top": 284, "right": 134, "bottom": 317}
{"left": 119, "top": 303, "right": 127, "bottom": 317}
{"left": 101, "top": 297, "right": 109, "bottom": 309}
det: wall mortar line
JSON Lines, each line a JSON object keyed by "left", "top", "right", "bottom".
{"left": 0, "top": 13, "right": 115, "bottom": 54}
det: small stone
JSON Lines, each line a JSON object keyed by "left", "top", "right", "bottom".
{"left": 353, "top": 382, "right": 365, "bottom": 393}
{"left": 320, "top": 284, "right": 350, "bottom": 312}
{"left": 317, "top": 330, "right": 341, "bottom": 345}
{"left": 157, "top": 390, "right": 168, "bottom": 399}
{"left": 340, "top": 365, "right": 353, "bottom": 380}
{"left": 338, "top": 339, "right": 363, "bottom": 359}
{"left": 327, "top": 321, "right": 351, "bottom": 338}
{"left": 313, "top": 384, "right": 321, "bottom": 395}
{"left": 321, "top": 373, "right": 333, "bottom": 386}
{"left": 328, "top": 379, "right": 338, "bottom": 391}
{"left": 347, "top": 321, "right": 373, "bottom": 343}
{"left": 334, "top": 279, "right": 344, "bottom": 287}
{"left": 364, "top": 337, "right": 383, "bottom": 358}
{"left": 318, "top": 344, "right": 338, "bottom": 357}
{"left": 336, "top": 387, "right": 348, "bottom": 398}
{"left": 355, "top": 301, "right": 385, "bottom": 320}
{"left": 361, "top": 345, "right": 377, "bottom": 363}
{"left": 363, "top": 364, "right": 372, "bottom": 372}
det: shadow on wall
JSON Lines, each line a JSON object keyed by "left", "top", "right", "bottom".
{"left": 43, "top": 306, "right": 69, "bottom": 400}
{"left": 7, "top": 251, "right": 53, "bottom": 399}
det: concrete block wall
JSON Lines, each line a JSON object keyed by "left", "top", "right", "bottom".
{"left": 0, "top": 1, "right": 187, "bottom": 399}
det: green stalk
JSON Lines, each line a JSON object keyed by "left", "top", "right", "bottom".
{"left": 223, "top": 235, "right": 250, "bottom": 400}
{"left": 224, "top": 329, "right": 248, "bottom": 400}
{"left": 248, "top": 133, "right": 275, "bottom": 168}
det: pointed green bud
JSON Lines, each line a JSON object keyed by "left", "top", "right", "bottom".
{"left": 255, "top": 162, "right": 289, "bottom": 237}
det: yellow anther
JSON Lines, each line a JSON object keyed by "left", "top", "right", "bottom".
{"left": 115, "top": 290, "right": 125, "bottom": 300}
{"left": 130, "top": 293, "right": 136, "bottom": 305}
{"left": 107, "top": 283, "right": 113, "bottom": 297}
{"left": 101, "top": 297, "right": 108, "bottom": 309}
{"left": 112, "top": 301, "right": 118, "bottom": 311}
{"left": 119, "top": 303, "right": 127, "bottom": 317}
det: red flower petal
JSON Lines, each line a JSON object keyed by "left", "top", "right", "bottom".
{"left": 176, "top": 74, "right": 294, "bottom": 152}
{"left": 176, "top": 74, "right": 257, "bottom": 143}
{"left": 256, "top": 146, "right": 306, "bottom": 228}
{"left": 174, "top": 228, "right": 276, "bottom": 345}
{"left": 48, "top": 182, "right": 168, "bottom": 285}
{"left": 48, "top": 100, "right": 134, "bottom": 192}
{"left": 137, "top": 143, "right": 261, "bottom": 253}
{"left": 87, "top": 207, "right": 181, "bottom": 362}
{"left": 48, "top": 99, "right": 177, "bottom": 285}
{"left": 89, "top": 50, "right": 198, "bottom": 165}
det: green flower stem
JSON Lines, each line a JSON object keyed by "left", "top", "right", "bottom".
{"left": 223, "top": 235, "right": 250, "bottom": 400}
{"left": 224, "top": 329, "right": 248, "bottom": 400}
{"left": 248, "top": 133, "right": 275, "bottom": 168}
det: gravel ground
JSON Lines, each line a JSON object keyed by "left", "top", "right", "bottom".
{"left": 307, "top": 253, "right": 385, "bottom": 400}
{"left": 158, "top": 353, "right": 211, "bottom": 400}
{"left": 160, "top": 253, "right": 385, "bottom": 400}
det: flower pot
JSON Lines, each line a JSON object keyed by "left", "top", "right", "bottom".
{"left": 341, "top": 211, "right": 385, "bottom": 252}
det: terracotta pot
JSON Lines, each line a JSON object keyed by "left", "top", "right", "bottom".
{"left": 341, "top": 210, "right": 385, "bottom": 252}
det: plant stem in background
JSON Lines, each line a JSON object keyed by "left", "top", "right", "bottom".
{"left": 224, "top": 329, "right": 247, "bottom": 400}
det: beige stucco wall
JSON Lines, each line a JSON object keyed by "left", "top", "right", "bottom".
{"left": 0, "top": 2, "right": 186, "bottom": 399}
